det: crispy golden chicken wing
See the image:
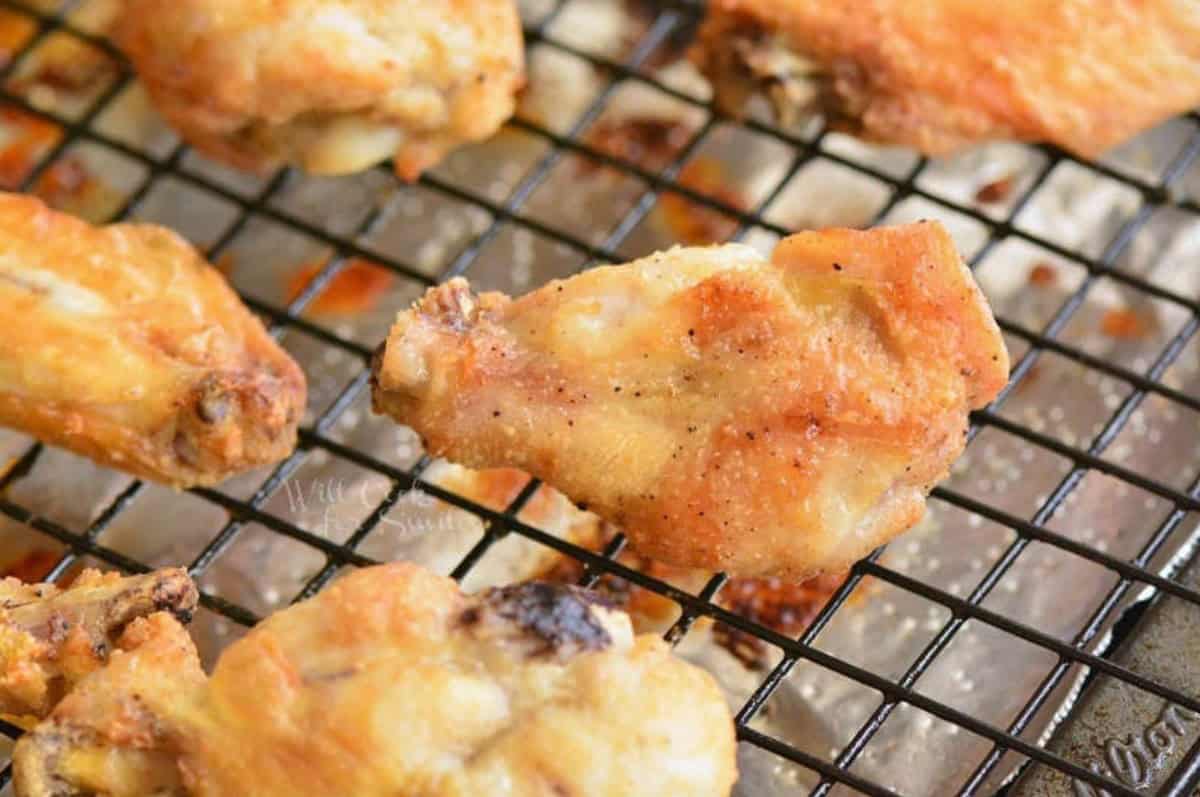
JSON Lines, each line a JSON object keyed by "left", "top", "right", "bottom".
{"left": 0, "top": 193, "right": 305, "bottom": 487}
{"left": 692, "top": 0, "right": 1200, "bottom": 157}
{"left": 14, "top": 611, "right": 202, "bottom": 797}
{"left": 15, "top": 563, "right": 738, "bottom": 797}
{"left": 114, "top": 0, "right": 524, "bottom": 179}
{"left": 0, "top": 568, "right": 196, "bottom": 720}
{"left": 372, "top": 222, "right": 1009, "bottom": 578}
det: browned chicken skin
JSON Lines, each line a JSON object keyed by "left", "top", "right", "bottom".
{"left": 0, "top": 568, "right": 197, "bottom": 720}
{"left": 692, "top": 0, "right": 1200, "bottom": 157}
{"left": 0, "top": 193, "right": 305, "bottom": 487}
{"left": 372, "top": 222, "right": 1009, "bottom": 578}
{"left": 114, "top": 0, "right": 524, "bottom": 179}
{"left": 14, "top": 563, "right": 738, "bottom": 797}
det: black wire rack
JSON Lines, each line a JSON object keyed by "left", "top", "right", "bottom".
{"left": 0, "top": 1, "right": 1199, "bottom": 795}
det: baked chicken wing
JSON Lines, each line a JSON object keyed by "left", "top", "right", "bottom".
{"left": 0, "top": 568, "right": 196, "bottom": 719}
{"left": 691, "top": 0, "right": 1200, "bottom": 158}
{"left": 14, "top": 563, "right": 738, "bottom": 797}
{"left": 114, "top": 0, "right": 524, "bottom": 179}
{"left": 372, "top": 222, "right": 1009, "bottom": 578}
{"left": 0, "top": 193, "right": 306, "bottom": 487}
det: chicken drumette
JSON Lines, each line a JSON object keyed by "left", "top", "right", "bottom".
{"left": 15, "top": 563, "right": 737, "bottom": 797}
{"left": 372, "top": 222, "right": 1009, "bottom": 578}
{"left": 0, "top": 193, "right": 305, "bottom": 487}
{"left": 691, "top": 0, "right": 1200, "bottom": 158}
{"left": 114, "top": 0, "right": 524, "bottom": 179}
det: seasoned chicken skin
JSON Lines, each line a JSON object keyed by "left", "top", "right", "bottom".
{"left": 115, "top": 0, "right": 524, "bottom": 179}
{"left": 0, "top": 568, "right": 197, "bottom": 719}
{"left": 373, "top": 222, "right": 1009, "bottom": 578}
{"left": 0, "top": 193, "right": 305, "bottom": 487}
{"left": 14, "top": 563, "right": 738, "bottom": 797}
{"left": 692, "top": 0, "right": 1200, "bottom": 157}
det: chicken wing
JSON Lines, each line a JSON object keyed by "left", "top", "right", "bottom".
{"left": 114, "top": 0, "right": 524, "bottom": 179}
{"left": 691, "top": 0, "right": 1200, "bottom": 158}
{"left": 14, "top": 563, "right": 738, "bottom": 797}
{"left": 0, "top": 193, "right": 306, "bottom": 487}
{"left": 372, "top": 222, "right": 1009, "bottom": 578}
{"left": 14, "top": 611, "right": 202, "bottom": 797}
{"left": 0, "top": 568, "right": 197, "bottom": 719}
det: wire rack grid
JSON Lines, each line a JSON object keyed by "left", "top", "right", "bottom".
{"left": 0, "top": 1, "right": 1197, "bottom": 795}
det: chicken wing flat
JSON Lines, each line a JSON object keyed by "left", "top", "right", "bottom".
{"left": 0, "top": 193, "right": 305, "bottom": 487}
{"left": 15, "top": 563, "right": 738, "bottom": 797}
{"left": 114, "top": 0, "right": 524, "bottom": 179}
{"left": 372, "top": 222, "right": 1009, "bottom": 578}
{"left": 0, "top": 568, "right": 196, "bottom": 719}
{"left": 691, "top": 0, "right": 1200, "bottom": 158}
